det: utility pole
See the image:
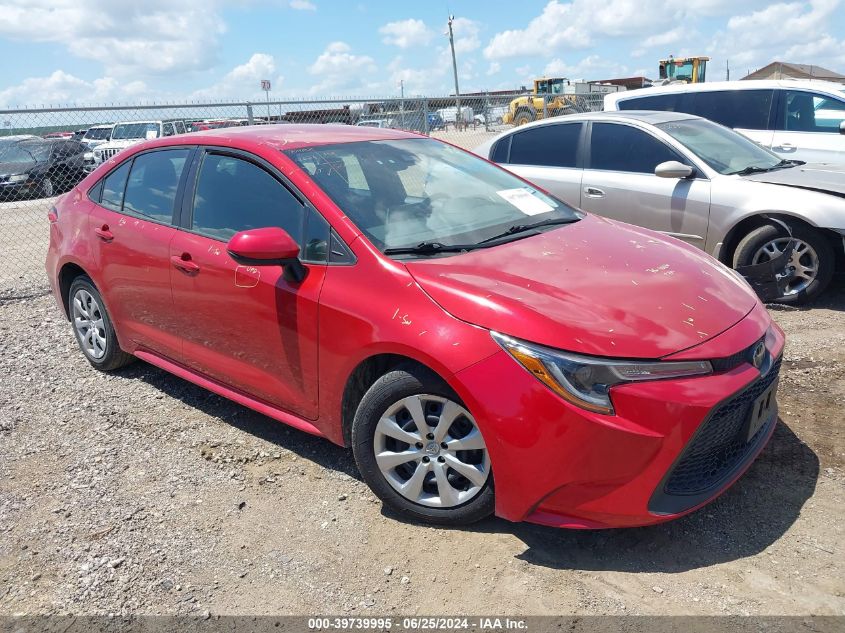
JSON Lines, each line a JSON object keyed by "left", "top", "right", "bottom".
{"left": 399, "top": 79, "right": 405, "bottom": 129}
{"left": 726, "top": 59, "right": 730, "bottom": 81}
{"left": 261, "top": 79, "right": 272, "bottom": 121}
{"left": 447, "top": 15, "right": 461, "bottom": 129}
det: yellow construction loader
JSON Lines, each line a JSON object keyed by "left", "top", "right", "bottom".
{"left": 658, "top": 56, "right": 709, "bottom": 84}
{"left": 502, "top": 78, "right": 584, "bottom": 126}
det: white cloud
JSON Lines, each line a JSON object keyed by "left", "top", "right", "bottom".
{"left": 486, "top": 62, "right": 501, "bottom": 76}
{"left": 710, "top": 0, "right": 844, "bottom": 72}
{"left": 484, "top": 1, "right": 591, "bottom": 59}
{"left": 379, "top": 19, "right": 434, "bottom": 48}
{"left": 785, "top": 34, "right": 845, "bottom": 65}
{"left": 481, "top": 0, "right": 777, "bottom": 61}
{"left": 289, "top": 0, "right": 316, "bottom": 9}
{"left": 192, "top": 53, "right": 283, "bottom": 100}
{"left": 0, "top": 0, "right": 226, "bottom": 76}
{"left": 449, "top": 17, "right": 481, "bottom": 54}
{"left": 543, "top": 55, "right": 628, "bottom": 79}
{"left": 307, "top": 42, "right": 378, "bottom": 94}
{"left": 632, "top": 27, "right": 694, "bottom": 57}
{"left": 0, "top": 70, "right": 149, "bottom": 107}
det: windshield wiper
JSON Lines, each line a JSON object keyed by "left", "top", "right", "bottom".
{"left": 383, "top": 241, "right": 478, "bottom": 256}
{"left": 730, "top": 159, "right": 802, "bottom": 176}
{"left": 476, "top": 217, "right": 579, "bottom": 245}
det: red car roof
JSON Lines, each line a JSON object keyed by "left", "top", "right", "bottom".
{"left": 147, "top": 123, "right": 421, "bottom": 152}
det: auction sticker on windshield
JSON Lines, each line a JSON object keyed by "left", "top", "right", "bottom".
{"left": 496, "top": 188, "right": 554, "bottom": 216}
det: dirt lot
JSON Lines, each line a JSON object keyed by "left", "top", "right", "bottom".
{"left": 0, "top": 279, "right": 843, "bottom": 617}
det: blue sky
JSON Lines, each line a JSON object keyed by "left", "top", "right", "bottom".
{"left": 0, "top": 0, "right": 843, "bottom": 106}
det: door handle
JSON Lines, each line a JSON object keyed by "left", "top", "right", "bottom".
{"left": 773, "top": 143, "right": 796, "bottom": 152}
{"left": 170, "top": 253, "right": 200, "bottom": 274}
{"left": 583, "top": 186, "right": 605, "bottom": 198}
{"left": 94, "top": 224, "right": 114, "bottom": 241}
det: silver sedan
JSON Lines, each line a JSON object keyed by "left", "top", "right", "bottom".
{"left": 475, "top": 111, "right": 845, "bottom": 304}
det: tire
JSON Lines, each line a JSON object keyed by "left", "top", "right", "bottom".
{"left": 513, "top": 111, "right": 533, "bottom": 126}
{"left": 733, "top": 222, "right": 834, "bottom": 305}
{"left": 40, "top": 176, "right": 54, "bottom": 198}
{"left": 68, "top": 276, "right": 135, "bottom": 371}
{"left": 351, "top": 365, "right": 494, "bottom": 526}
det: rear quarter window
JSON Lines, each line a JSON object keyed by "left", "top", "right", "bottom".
{"left": 618, "top": 93, "right": 683, "bottom": 112}
{"left": 99, "top": 162, "right": 131, "bottom": 212}
{"left": 686, "top": 90, "right": 774, "bottom": 130}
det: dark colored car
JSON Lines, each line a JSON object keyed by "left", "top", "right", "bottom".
{"left": 0, "top": 138, "right": 87, "bottom": 200}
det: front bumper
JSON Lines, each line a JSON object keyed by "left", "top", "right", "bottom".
{"left": 452, "top": 305, "right": 785, "bottom": 528}
{"left": 0, "top": 180, "right": 34, "bottom": 200}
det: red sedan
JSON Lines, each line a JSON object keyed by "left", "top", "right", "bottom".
{"left": 46, "top": 125, "right": 784, "bottom": 528}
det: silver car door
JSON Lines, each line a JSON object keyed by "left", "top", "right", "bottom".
{"left": 580, "top": 122, "right": 712, "bottom": 249}
{"left": 492, "top": 122, "right": 584, "bottom": 208}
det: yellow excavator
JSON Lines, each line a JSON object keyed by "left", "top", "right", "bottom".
{"left": 658, "top": 55, "right": 709, "bottom": 84}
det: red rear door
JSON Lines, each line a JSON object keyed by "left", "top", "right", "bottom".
{"left": 87, "top": 148, "right": 192, "bottom": 361}
{"left": 169, "top": 150, "right": 326, "bottom": 419}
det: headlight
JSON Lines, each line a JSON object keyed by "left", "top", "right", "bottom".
{"left": 6, "top": 174, "right": 28, "bottom": 183}
{"left": 492, "top": 332, "right": 712, "bottom": 415}
{"left": 94, "top": 150, "right": 102, "bottom": 159}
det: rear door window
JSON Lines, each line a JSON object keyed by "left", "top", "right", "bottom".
{"left": 589, "top": 123, "right": 685, "bottom": 173}
{"left": 506, "top": 123, "right": 583, "bottom": 167}
{"left": 777, "top": 90, "right": 845, "bottom": 132}
{"left": 122, "top": 149, "right": 190, "bottom": 223}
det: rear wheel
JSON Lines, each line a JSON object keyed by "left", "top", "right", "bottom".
{"left": 352, "top": 366, "right": 494, "bottom": 525}
{"left": 68, "top": 276, "right": 135, "bottom": 371}
{"left": 733, "top": 222, "right": 834, "bottom": 304}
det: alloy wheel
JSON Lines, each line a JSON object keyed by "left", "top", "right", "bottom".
{"left": 373, "top": 394, "right": 489, "bottom": 508}
{"left": 752, "top": 237, "right": 819, "bottom": 296}
{"left": 72, "top": 289, "right": 107, "bottom": 359}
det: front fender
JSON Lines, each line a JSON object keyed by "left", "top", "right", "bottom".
{"left": 707, "top": 180, "right": 845, "bottom": 258}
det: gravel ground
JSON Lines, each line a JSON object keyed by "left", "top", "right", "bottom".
{"left": 1, "top": 283, "right": 843, "bottom": 617}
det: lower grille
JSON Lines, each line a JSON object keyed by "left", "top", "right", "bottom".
{"left": 649, "top": 357, "right": 781, "bottom": 514}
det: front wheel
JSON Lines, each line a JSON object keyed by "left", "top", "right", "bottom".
{"left": 513, "top": 111, "right": 533, "bottom": 126}
{"left": 733, "top": 223, "right": 834, "bottom": 304}
{"left": 39, "top": 176, "right": 54, "bottom": 198}
{"left": 352, "top": 366, "right": 494, "bottom": 525}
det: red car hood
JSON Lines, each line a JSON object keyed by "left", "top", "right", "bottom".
{"left": 405, "top": 215, "right": 757, "bottom": 359}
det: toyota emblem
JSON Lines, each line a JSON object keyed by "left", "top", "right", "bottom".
{"left": 752, "top": 342, "right": 766, "bottom": 369}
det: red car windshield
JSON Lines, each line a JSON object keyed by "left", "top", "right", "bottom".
{"left": 285, "top": 138, "right": 579, "bottom": 252}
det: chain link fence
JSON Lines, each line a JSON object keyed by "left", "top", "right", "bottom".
{"left": 0, "top": 91, "right": 605, "bottom": 299}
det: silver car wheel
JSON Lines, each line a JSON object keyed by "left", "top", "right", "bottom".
{"left": 41, "top": 177, "right": 54, "bottom": 198}
{"left": 752, "top": 237, "right": 819, "bottom": 296}
{"left": 373, "top": 394, "right": 490, "bottom": 508}
{"left": 72, "top": 289, "right": 107, "bottom": 359}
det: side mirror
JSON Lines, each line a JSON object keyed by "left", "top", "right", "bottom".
{"left": 227, "top": 226, "right": 306, "bottom": 283}
{"left": 839, "top": 121, "right": 845, "bottom": 135}
{"left": 655, "top": 160, "right": 694, "bottom": 179}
